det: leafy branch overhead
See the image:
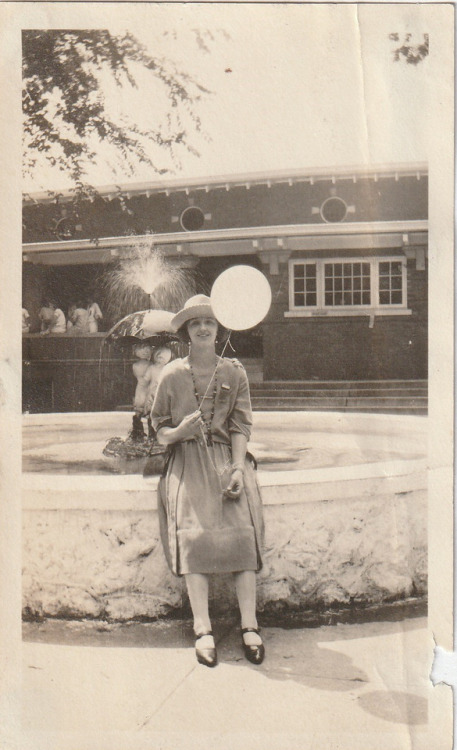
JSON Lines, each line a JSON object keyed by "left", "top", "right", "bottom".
{"left": 22, "top": 30, "right": 213, "bottom": 188}
{"left": 389, "top": 33, "right": 429, "bottom": 65}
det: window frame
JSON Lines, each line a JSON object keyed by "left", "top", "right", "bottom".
{"left": 287, "top": 256, "right": 410, "bottom": 317}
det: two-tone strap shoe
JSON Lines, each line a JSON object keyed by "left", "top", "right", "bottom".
{"left": 194, "top": 632, "right": 218, "bottom": 668}
{"left": 241, "top": 627, "right": 265, "bottom": 665}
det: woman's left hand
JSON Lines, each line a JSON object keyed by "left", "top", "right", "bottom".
{"left": 225, "top": 469, "right": 244, "bottom": 500}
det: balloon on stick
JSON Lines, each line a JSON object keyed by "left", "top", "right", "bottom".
{"left": 211, "top": 265, "right": 272, "bottom": 330}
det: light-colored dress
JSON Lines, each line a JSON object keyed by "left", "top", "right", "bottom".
{"left": 40, "top": 307, "right": 66, "bottom": 333}
{"left": 87, "top": 302, "right": 103, "bottom": 333}
{"left": 150, "top": 357, "right": 264, "bottom": 577}
{"left": 70, "top": 308, "right": 91, "bottom": 334}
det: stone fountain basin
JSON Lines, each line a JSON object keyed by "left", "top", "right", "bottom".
{"left": 22, "top": 411, "right": 428, "bottom": 621}
{"left": 22, "top": 410, "right": 427, "bottom": 474}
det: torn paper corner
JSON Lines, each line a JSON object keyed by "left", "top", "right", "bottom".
{"left": 430, "top": 643, "right": 457, "bottom": 687}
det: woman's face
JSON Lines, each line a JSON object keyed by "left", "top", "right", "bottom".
{"left": 153, "top": 346, "right": 172, "bottom": 365}
{"left": 186, "top": 317, "right": 218, "bottom": 346}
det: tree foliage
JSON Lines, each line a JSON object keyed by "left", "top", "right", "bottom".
{"left": 389, "top": 33, "right": 429, "bottom": 65}
{"left": 23, "top": 30, "right": 212, "bottom": 191}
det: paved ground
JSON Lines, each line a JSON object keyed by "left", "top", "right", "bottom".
{"left": 18, "top": 615, "right": 445, "bottom": 750}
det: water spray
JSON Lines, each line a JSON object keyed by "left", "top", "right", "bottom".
{"left": 102, "top": 241, "right": 199, "bottom": 322}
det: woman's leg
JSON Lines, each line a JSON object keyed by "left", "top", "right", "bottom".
{"left": 234, "top": 570, "right": 262, "bottom": 646}
{"left": 185, "top": 573, "right": 216, "bottom": 665}
{"left": 185, "top": 573, "right": 212, "bottom": 637}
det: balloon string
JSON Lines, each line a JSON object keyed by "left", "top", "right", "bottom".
{"left": 197, "top": 330, "right": 234, "bottom": 486}
{"left": 219, "top": 330, "right": 233, "bottom": 356}
{"left": 199, "top": 330, "right": 232, "bottom": 403}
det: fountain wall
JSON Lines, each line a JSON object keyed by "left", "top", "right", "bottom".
{"left": 22, "top": 461, "right": 427, "bottom": 621}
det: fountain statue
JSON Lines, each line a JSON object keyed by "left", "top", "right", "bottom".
{"left": 101, "top": 244, "right": 195, "bottom": 473}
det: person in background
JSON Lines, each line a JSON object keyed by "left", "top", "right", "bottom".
{"left": 87, "top": 298, "right": 103, "bottom": 333}
{"left": 22, "top": 307, "right": 30, "bottom": 333}
{"left": 66, "top": 301, "right": 90, "bottom": 334}
{"left": 39, "top": 300, "right": 66, "bottom": 335}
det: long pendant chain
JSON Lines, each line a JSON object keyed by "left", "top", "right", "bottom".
{"left": 188, "top": 358, "right": 233, "bottom": 482}
{"left": 189, "top": 362, "right": 218, "bottom": 447}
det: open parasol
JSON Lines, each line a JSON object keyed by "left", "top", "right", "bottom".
{"left": 104, "top": 309, "right": 179, "bottom": 349}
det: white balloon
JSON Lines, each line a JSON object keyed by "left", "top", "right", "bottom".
{"left": 211, "top": 266, "right": 272, "bottom": 330}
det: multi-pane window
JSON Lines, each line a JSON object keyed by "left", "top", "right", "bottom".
{"left": 293, "top": 263, "right": 317, "bottom": 307}
{"left": 378, "top": 261, "right": 403, "bottom": 305}
{"left": 324, "top": 262, "right": 371, "bottom": 306}
{"left": 290, "top": 257, "right": 406, "bottom": 312}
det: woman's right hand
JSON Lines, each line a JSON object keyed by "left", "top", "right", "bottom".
{"left": 174, "top": 410, "right": 204, "bottom": 441}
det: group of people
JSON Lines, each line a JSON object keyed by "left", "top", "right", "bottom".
{"left": 135, "top": 294, "right": 265, "bottom": 669}
{"left": 66, "top": 299, "right": 103, "bottom": 334}
{"left": 22, "top": 299, "right": 104, "bottom": 335}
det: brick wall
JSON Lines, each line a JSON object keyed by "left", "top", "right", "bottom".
{"left": 262, "top": 257, "right": 428, "bottom": 380}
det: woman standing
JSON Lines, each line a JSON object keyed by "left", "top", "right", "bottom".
{"left": 150, "top": 295, "right": 265, "bottom": 668}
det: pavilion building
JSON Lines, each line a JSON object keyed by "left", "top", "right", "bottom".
{"left": 22, "top": 162, "right": 427, "bottom": 412}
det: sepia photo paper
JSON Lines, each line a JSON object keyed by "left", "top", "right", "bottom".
{"left": 0, "top": 2, "right": 454, "bottom": 749}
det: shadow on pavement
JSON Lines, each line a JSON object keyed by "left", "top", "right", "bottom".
{"left": 218, "top": 626, "right": 369, "bottom": 692}
{"left": 22, "top": 605, "right": 425, "bottom": 648}
{"left": 24, "top": 618, "right": 371, "bottom": 693}
{"left": 22, "top": 617, "right": 235, "bottom": 649}
{"left": 357, "top": 690, "right": 427, "bottom": 725}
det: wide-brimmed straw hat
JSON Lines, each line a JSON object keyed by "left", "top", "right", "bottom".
{"left": 171, "top": 294, "right": 216, "bottom": 332}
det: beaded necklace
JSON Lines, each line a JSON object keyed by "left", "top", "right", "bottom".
{"left": 189, "top": 359, "right": 219, "bottom": 447}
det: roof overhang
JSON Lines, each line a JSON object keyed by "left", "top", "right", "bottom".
{"left": 23, "top": 220, "right": 428, "bottom": 266}
{"left": 22, "top": 162, "right": 428, "bottom": 206}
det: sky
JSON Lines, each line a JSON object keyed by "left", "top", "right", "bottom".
{"left": 22, "top": 3, "right": 437, "bottom": 192}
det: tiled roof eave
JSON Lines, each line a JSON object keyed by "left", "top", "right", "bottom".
{"left": 22, "top": 162, "right": 428, "bottom": 206}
